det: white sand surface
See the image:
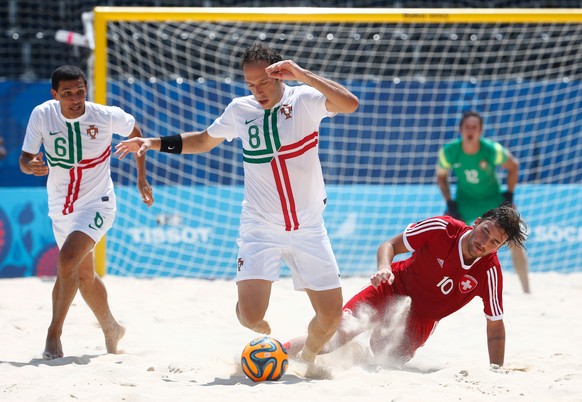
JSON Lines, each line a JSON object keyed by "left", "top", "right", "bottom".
{"left": 1, "top": 272, "right": 581, "bottom": 401}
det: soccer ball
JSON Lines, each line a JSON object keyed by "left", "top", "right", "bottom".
{"left": 241, "top": 336, "right": 288, "bottom": 382}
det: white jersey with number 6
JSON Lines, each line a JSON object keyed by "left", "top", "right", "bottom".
{"left": 22, "top": 99, "right": 135, "bottom": 218}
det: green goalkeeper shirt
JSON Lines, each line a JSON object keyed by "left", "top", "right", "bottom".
{"left": 438, "top": 138, "right": 508, "bottom": 223}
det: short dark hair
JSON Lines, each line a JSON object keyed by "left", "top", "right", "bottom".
{"left": 241, "top": 43, "right": 282, "bottom": 68}
{"left": 51, "top": 65, "right": 87, "bottom": 91}
{"left": 481, "top": 205, "right": 527, "bottom": 250}
{"left": 459, "top": 111, "right": 483, "bottom": 129}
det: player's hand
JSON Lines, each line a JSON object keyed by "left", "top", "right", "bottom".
{"left": 370, "top": 268, "right": 394, "bottom": 288}
{"left": 445, "top": 200, "right": 463, "bottom": 221}
{"left": 265, "top": 60, "right": 308, "bottom": 82}
{"left": 137, "top": 178, "right": 154, "bottom": 207}
{"left": 115, "top": 138, "right": 153, "bottom": 158}
{"left": 28, "top": 152, "right": 49, "bottom": 176}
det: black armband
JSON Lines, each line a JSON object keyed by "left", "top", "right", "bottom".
{"left": 160, "top": 134, "right": 183, "bottom": 154}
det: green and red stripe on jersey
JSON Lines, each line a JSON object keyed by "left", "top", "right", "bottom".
{"left": 44, "top": 121, "right": 112, "bottom": 215}
{"left": 242, "top": 107, "right": 319, "bottom": 231}
{"left": 61, "top": 146, "right": 111, "bottom": 215}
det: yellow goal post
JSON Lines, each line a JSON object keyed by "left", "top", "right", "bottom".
{"left": 91, "top": 7, "right": 582, "bottom": 277}
{"left": 92, "top": 7, "right": 582, "bottom": 105}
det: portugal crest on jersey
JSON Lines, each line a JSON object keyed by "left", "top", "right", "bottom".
{"left": 459, "top": 274, "right": 478, "bottom": 293}
{"left": 280, "top": 104, "right": 293, "bottom": 120}
{"left": 87, "top": 124, "right": 99, "bottom": 139}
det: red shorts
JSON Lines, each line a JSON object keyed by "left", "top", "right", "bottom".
{"left": 343, "top": 283, "right": 438, "bottom": 362}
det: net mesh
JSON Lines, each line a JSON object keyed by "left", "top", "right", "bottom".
{"left": 101, "top": 12, "right": 582, "bottom": 277}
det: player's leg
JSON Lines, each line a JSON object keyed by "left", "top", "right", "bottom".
{"left": 370, "top": 311, "right": 437, "bottom": 367}
{"left": 510, "top": 244, "right": 530, "bottom": 293}
{"left": 285, "top": 287, "right": 341, "bottom": 379}
{"left": 77, "top": 248, "right": 125, "bottom": 354}
{"left": 236, "top": 279, "right": 273, "bottom": 334}
{"left": 284, "top": 300, "right": 376, "bottom": 358}
{"left": 43, "top": 230, "right": 95, "bottom": 359}
{"left": 284, "top": 314, "right": 355, "bottom": 357}
{"left": 235, "top": 216, "right": 284, "bottom": 335}
{"left": 286, "top": 223, "right": 342, "bottom": 356}
{"left": 301, "top": 287, "right": 343, "bottom": 362}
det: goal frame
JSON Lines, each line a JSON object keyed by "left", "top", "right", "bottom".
{"left": 91, "top": 7, "right": 582, "bottom": 275}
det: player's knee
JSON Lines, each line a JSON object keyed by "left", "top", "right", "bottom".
{"left": 236, "top": 301, "right": 266, "bottom": 328}
{"left": 56, "top": 248, "right": 73, "bottom": 266}
{"left": 78, "top": 269, "right": 96, "bottom": 285}
{"left": 317, "top": 307, "right": 343, "bottom": 334}
{"left": 56, "top": 251, "right": 81, "bottom": 278}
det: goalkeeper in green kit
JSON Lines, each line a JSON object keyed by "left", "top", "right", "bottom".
{"left": 436, "top": 111, "right": 530, "bottom": 293}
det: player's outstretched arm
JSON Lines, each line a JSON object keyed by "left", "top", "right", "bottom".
{"left": 115, "top": 130, "right": 225, "bottom": 159}
{"left": 114, "top": 137, "right": 157, "bottom": 158}
{"left": 265, "top": 60, "right": 359, "bottom": 114}
{"left": 486, "top": 318, "right": 505, "bottom": 366}
{"left": 181, "top": 131, "right": 225, "bottom": 153}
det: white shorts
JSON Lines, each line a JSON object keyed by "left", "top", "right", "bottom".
{"left": 236, "top": 216, "right": 341, "bottom": 291}
{"left": 50, "top": 206, "right": 116, "bottom": 249}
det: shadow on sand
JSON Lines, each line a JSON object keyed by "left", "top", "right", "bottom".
{"left": 0, "top": 354, "right": 101, "bottom": 368}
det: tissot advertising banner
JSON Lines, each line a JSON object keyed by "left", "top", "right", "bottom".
{"left": 1, "top": 185, "right": 580, "bottom": 277}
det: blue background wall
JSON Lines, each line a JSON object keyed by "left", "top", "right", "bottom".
{"left": 1, "top": 80, "right": 580, "bottom": 277}
{"left": 2, "top": 80, "right": 581, "bottom": 187}
{"left": 1, "top": 184, "right": 581, "bottom": 277}
{"left": 0, "top": 188, "right": 58, "bottom": 277}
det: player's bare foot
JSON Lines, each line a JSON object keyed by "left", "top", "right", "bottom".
{"left": 43, "top": 336, "right": 64, "bottom": 360}
{"left": 235, "top": 302, "right": 271, "bottom": 334}
{"left": 104, "top": 323, "right": 126, "bottom": 354}
{"left": 250, "top": 320, "right": 271, "bottom": 335}
{"left": 290, "top": 352, "right": 332, "bottom": 380}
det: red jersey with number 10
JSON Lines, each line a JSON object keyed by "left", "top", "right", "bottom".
{"left": 392, "top": 215, "right": 503, "bottom": 321}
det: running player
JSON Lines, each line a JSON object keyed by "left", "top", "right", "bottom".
{"left": 115, "top": 44, "right": 359, "bottom": 377}
{"left": 285, "top": 206, "right": 527, "bottom": 367}
{"left": 437, "top": 111, "right": 530, "bottom": 293}
{"left": 20, "top": 65, "right": 154, "bottom": 359}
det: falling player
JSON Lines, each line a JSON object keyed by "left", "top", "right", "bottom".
{"left": 285, "top": 206, "right": 527, "bottom": 368}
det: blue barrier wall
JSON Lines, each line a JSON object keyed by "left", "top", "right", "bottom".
{"left": 2, "top": 80, "right": 581, "bottom": 187}
{"left": 2, "top": 184, "right": 580, "bottom": 277}
{"left": 2, "top": 79, "right": 580, "bottom": 277}
{"left": 0, "top": 188, "right": 57, "bottom": 277}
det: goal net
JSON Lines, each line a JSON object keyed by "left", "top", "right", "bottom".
{"left": 93, "top": 8, "right": 582, "bottom": 277}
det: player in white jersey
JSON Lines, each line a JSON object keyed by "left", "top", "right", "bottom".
{"left": 115, "top": 44, "right": 359, "bottom": 377}
{"left": 19, "top": 65, "right": 154, "bottom": 360}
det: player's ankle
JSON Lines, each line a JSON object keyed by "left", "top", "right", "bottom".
{"left": 297, "top": 347, "right": 317, "bottom": 363}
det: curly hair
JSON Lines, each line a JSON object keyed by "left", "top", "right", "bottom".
{"left": 241, "top": 43, "right": 283, "bottom": 68}
{"left": 481, "top": 205, "right": 528, "bottom": 250}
